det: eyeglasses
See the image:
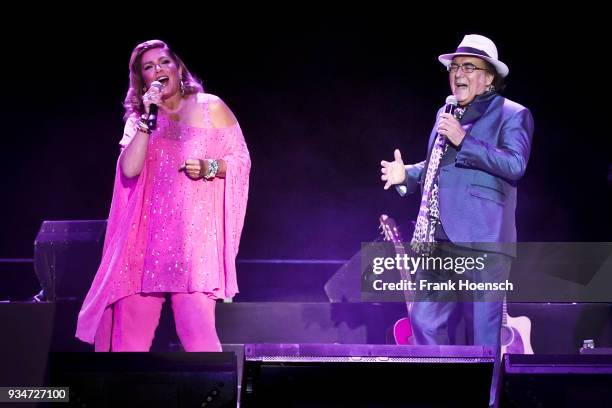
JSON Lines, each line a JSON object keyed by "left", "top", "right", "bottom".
{"left": 447, "top": 63, "right": 487, "bottom": 73}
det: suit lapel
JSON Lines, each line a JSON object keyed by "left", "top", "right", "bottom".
{"left": 461, "top": 94, "right": 504, "bottom": 143}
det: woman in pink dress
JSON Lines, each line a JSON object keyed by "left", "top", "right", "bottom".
{"left": 76, "top": 39, "right": 250, "bottom": 352}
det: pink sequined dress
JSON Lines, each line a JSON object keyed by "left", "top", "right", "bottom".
{"left": 76, "top": 93, "right": 250, "bottom": 347}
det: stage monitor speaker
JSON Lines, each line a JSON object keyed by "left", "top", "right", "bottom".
{"left": 49, "top": 352, "right": 237, "bottom": 408}
{"left": 241, "top": 343, "right": 494, "bottom": 407}
{"left": 496, "top": 353, "right": 612, "bottom": 407}
{"left": 324, "top": 238, "right": 395, "bottom": 303}
{"left": 34, "top": 220, "right": 106, "bottom": 301}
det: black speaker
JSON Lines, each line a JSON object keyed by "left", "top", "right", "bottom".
{"left": 0, "top": 303, "right": 54, "bottom": 387}
{"left": 324, "top": 239, "right": 395, "bottom": 303}
{"left": 34, "top": 220, "right": 106, "bottom": 301}
{"left": 48, "top": 352, "right": 237, "bottom": 408}
{"left": 496, "top": 354, "right": 612, "bottom": 407}
{"left": 241, "top": 343, "right": 494, "bottom": 407}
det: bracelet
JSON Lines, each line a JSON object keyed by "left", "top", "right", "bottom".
{"left": 204, "top": 159, "right": 219, "bottom": 179}
{"left": 136, "top": 119, "right": 151, "bottom": 134}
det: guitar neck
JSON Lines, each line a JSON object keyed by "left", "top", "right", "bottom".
{"left": 393, "top": 245, "right": 410, "bottom": 281}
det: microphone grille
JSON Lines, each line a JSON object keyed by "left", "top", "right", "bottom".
{"left": 445, "top": 95, "right": 458, "bottom": 106}
{"left": 151, "top": 81, "right": 163, "bottom": 90}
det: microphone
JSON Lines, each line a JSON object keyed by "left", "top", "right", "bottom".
{"left": 444, "top": 95, "right": 458, "bottom": 116}
{"left": 146, "top": 81, "right": 163, "bottom": 130}
{"left": 432, "top": 95, "right": 460, "bottom": 149}
{"left": 435, "top": 95, "right": 458, "bottom": 143}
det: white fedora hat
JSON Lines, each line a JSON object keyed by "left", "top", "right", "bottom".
{"left": 438, "top": 34, "right": 509, "bottom": 78}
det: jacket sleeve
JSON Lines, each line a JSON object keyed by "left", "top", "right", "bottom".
{"left": 456, "top": 107, "right": 534, "bottom": 181}
{"left": 396, "top": 161, "right": 425, "bottom": 196}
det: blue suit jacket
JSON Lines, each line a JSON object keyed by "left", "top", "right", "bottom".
{"left": 400, "top": 94, "right": 534, "bottom": 256}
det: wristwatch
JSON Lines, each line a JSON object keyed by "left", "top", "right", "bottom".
{"left": 204, "top": 159, "right": 219, "bottom": 179}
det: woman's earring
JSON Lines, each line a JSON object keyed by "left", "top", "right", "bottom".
{"left": 180, "top": 79, "right": 185, "bottom": 96}
{"left": 488, "top": 84, "right": 496, "bottom": 92}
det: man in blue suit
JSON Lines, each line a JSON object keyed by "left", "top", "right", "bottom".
{"left": 381, "top": 34, "right": 533, "bottom": 405}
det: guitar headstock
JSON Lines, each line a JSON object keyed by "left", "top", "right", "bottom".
{"left": 379, "top": 214, "right": 403, "bottom": 244}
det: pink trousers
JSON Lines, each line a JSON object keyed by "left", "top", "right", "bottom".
{"left": 101, "top": 292, "right": 221, "bottom": 352}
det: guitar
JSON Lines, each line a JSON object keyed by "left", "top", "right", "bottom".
{"left": 380, "top": 214, "right": 534, "bottom": 353}
{"left": 379, "top": 214, "right": 414, "bottom": 345}
{"left": 500, "top": 296, "right": 533, "bottom": 358}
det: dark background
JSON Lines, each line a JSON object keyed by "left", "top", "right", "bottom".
{"left": 1, "top": 12, "right": 610, "bottom": 262}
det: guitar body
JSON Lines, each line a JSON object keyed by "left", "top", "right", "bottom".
{"left": 501, "top": 314, "right": 533, "bottom": 356}
{"left": 393, "top": 317, "right": 414, "bottom": 345}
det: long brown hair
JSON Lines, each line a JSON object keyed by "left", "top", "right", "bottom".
{"left": 123, "top": 39, "right": 203, "bottom": 121}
